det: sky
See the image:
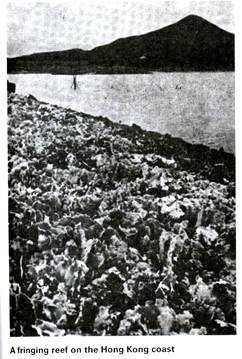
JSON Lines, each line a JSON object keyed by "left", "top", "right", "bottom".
{"left": 7, "top": 0, "right": 234, "bottom": 57}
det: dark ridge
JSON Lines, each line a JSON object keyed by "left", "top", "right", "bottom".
{"left": 8, "top": 15, "right": 234, "bottom": 74}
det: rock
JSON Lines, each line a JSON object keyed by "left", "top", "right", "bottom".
{"left": 196, "top": 226, "right": 218, "bottom": 244}
{"left": 7, "top": 80, "right": 16, "bottom": 93}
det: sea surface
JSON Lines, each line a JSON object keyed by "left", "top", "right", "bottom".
{"left": 8, "top": 72, "right": 235, "bottom": 153}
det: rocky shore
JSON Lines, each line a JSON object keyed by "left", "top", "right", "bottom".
{"left": 8, "top": 93, "right": 236, "bottom": 336}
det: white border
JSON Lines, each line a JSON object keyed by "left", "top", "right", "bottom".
{"left": 1, "top": 1, "right": 241, "bottom": 358}
{"left": 0, "top": 1, "right": 9, "bottom": 359}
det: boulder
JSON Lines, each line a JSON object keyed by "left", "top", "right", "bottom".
{"left": 7, "top": 80, "right": 16, "bottom": 93}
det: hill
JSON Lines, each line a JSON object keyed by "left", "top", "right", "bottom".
{"left": 8, "top": 15, "right": 234, "bottom": 74}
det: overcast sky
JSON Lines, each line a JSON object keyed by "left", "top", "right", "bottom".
{"left": 7, "top": 0, "right": 234, "bottom": 57}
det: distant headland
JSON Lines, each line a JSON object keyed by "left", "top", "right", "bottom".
{"left": 7, "top": 15, "right": 234, "bottom": 74}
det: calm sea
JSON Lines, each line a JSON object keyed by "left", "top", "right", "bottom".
{"left": 8, "top": 72, "right": 235, "bottom": 153}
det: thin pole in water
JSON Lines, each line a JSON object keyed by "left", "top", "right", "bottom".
{"left": 72, "top": 75, "right": 78, "bottom": 90}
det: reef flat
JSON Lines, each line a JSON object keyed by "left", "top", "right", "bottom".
{"left": 8, "top": 93, "right": 236, "bottom": 336}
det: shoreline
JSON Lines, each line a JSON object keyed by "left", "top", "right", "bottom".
{"left": 8, "top": 92, "right": 235, "bottom": 182}
{"left": 7, "top": 72, "right": 235, "bottom": 155}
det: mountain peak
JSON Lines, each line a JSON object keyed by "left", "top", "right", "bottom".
{"left": 182, "top": 14, "right": 204, "bottom": 21}
{"left": 177, "top": 14, "right": 210, "bottom": 26}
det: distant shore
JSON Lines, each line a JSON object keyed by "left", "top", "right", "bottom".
{"left": 7, "top": 66, "right": 236, "bottom": 75}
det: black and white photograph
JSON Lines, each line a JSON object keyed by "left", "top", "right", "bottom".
{"left": 6, "top": 0, "right": 236, "bottom": 338}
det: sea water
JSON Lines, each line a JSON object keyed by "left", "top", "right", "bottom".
{"left": 8, "top": 72, "right": 235, "bottom": 153}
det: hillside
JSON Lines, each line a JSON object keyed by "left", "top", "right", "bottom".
{"left": 8, "top": 15, "right": 234, "bottom": 74}
{"left": 9, "top": 93, "right": 235, "bottom": 336}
